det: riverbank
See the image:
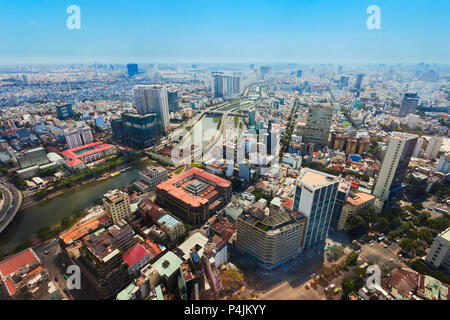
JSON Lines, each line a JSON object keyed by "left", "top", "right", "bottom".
{"left": 20, "top": 156, "right": 148, "bottom": 211}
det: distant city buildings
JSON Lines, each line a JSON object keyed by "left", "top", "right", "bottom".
{"left": 127, "top": 63, "right": 139, "bottom": 77}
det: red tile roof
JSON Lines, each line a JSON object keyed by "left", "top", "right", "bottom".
{"left": 156, "top": 167, "right": 230, "bottom": 208}
{"left": 62, "top": 141, "right": 114, "bottom": 160}
{"left": 0, "top": 248, "right": 40, "bottom": 279}
{"left": 122, "top": 244, "right": 149, "bottom": 267}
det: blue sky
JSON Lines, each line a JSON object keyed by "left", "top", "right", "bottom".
{"left": 0, "top": 0, "right": 449, "bottom": 64}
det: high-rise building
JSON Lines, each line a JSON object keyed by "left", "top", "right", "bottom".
{"left": 260, "top": 66, "right": 272, "bottom": 79}
{"left": 64, "top": 127, "right": 94, "bottom": 149}
{"left": 302, "top": 103, "right": 333, "bottom": 147}
{"left": 134, "top": 85, "right": 170, "bottom": 134}
{"left": 127, "top": 63, "right": 139, "bottom": 77}
{"left": 354, "top": 74, "right": 364, "bottom": 90}
{"left": 373, "top": 132, "right": 418, "bottom": 201}
{"left": 212, "top": 73, "right": 241, "bottom": 99}
{"left": 330, "top": 181, "right": 351, "bottom": 229}
{"left": 398, "top": 93, "right": 420, "bottom": 118}
{"left": 424, "top": 136, "right": 443, "bottom": 160}
{"left": 436, "top": 154, "right": 450, "bottom": 174}
{"left": 293, "top": 168, "right": 340, "bottom": 249}
{"left": 167, "top": 90, "right": 179, "bottom": 113}
{"left": 412, "top": 137, "right": 424, "bottom": 158}
{"left": 339, "top": 76, "right": 349, "bottom": 89}
{"left": 103, "top": 189, "right": 132, "bottom": 224}
{"left": 425, "top": 228, "right": 450, "bottom": 273}
{"left": 56, "top": 104, "right": 74, "bottom": 120}
{"left": 296, "top": 70, "right": 303, "bottom": 78}
{"left": 236, "top": 199, "right": 307, "bottom": 269}
{"left": 112, "top": 113, "right": 161, "bottom": 148}
{"left": 248, "top": 109, "right": 256, "bottom": 127}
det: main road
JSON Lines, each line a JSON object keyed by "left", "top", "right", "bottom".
{"left": 0, "top": 179, "right": 23, "bottom": 234}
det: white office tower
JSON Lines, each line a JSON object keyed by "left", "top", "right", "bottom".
{"left": 134, "top": 85, "right": 170, "bottom": 134}
{"left": 64, "top": 127, "right": 94, "bottom": 148}
{"left": 292, "top": 168, "right": 339, "bottom": 249}
{"left": 424, "top": 136, "right": 444, "bottom": 160}
{"left": 373, "top": 132, "right": 418, "bottom": 201}
{"left": 412, "top": 137, "right": 424, "bottom": 158}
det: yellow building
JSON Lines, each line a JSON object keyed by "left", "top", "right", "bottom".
{"left": 103, "top": 189, "right": 131, "bottom": 224}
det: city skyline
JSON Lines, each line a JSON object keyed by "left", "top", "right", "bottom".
{"left": 0, "top": 0, "right": 449, "bottom": 64}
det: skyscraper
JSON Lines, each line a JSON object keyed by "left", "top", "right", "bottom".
{"left": 398, "top": 93, "right": 420, "bottom": 118}
{"left": 212, "top": 73, "right": 241, "bottom": 99}
{"left": 119, "top": 113, "right": 161, "bottom": 148}
{"left": 354, "top": 74, "right": 364, "bottom": 90}
{"left": 127, "top": 63, "right": 139, "bottom": 77}
{"left": 248, "top": 109, "right": 256, "bottom": 127}
{"left": 373, "top": 132, "right": 418, "bottom": 201}
{"left": 302, "top": 103, "right": 333, "bottom": 147}
{"left": 134, "top": 85, "right": 170, "bottom": 134}
{"left": 293, "top": 168, "right": 340, "bottom": 249}
{"left": 167, "top": 90, "right": 179, "bottom": 113}
{"left": 424, "top": 136, "right": 443, "bottom": 160}
{"left": 296, "top": 70, "right": 303, "bottom": 78}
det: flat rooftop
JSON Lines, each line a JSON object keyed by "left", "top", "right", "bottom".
{"left": 297, "top": 168, "right": 338, "bottom": 189}
{"left": 347, "top": 192, "right": 375, "bottom": 207}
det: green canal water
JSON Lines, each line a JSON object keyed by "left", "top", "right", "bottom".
{"left": 0, "top": 160, "right": 149, "bottom": 253}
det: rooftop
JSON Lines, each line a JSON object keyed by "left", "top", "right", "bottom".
{"left": 297, "top": 168, "right": 338, "bottom": 189}
{"left": 152, "top": 251, "right": 183, "bottom": 278}
{"left": 122, "top": 243, "right": 149, "bottom": 267}
{"left": 347, "top": 192, "right": 375, "bottom": 207}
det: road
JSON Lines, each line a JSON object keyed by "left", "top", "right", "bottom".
{"left": 358, "top": 240, "right": 406, "bottom": 271}
{"left": 0, "top": 180, "right": 23, "bottom": 234}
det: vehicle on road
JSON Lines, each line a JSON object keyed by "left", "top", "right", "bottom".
{"left": 44, "top": 250, "right": 48, "bottom": 254}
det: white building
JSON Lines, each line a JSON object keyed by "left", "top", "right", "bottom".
{"left": 373, "top": 132, "right": 418, "bottom": 201}
{"left": 282, "top": 153, "right": 302, "bottom": 169}
{"left": 424, "top": 136, "right": 443, "bottom": 160}
{"left": 293, "top": 168, "right": 339, "bottom": 249}
{"left": 412, "top": 137, "right": 424, "bottom": 158}
{"left": 436, "top": 155, "right": 450, "bottom": 174}
{"left": 135, "top": 166, "right": 167, "bottom": 192}
{"left": 425, "top": 228, "right": 450, "bottom": 273}
{"left": 405, "top": 114, "right": 421, "bottom": 129}
{"left": 64, "top": 127, "right": 94, "bottom": 149}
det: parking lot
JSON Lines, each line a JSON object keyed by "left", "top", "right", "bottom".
{"left": 356, "top": 239, "right": 406, "bottom": 272}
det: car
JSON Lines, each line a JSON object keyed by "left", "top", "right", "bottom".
{"left": 54, "top": 277, "right": 59, "bottom": 282}
{"left": 398, "top": 253, "right": 403, "bottom": 257}
{"left": 370, "top": 243, "right": 374, "bottom": 247}
{"left": 390, "top": 258, "right": 394, "bottom": 262}
{"left": 51, "top": 239, "right": 57, "bottom": 243}
{"left": 44, "top": 250, "right": 49, "bottom": 254}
